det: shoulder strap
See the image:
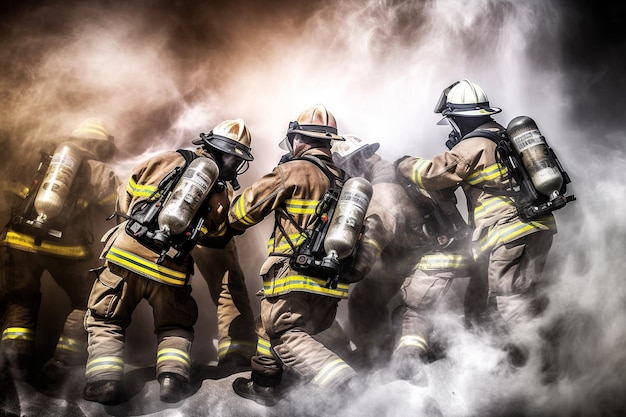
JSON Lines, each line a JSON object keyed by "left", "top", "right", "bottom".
{"left": 176, "top": 148, "right": 197, "bottom": 166}
{"left": 268, "top": 155, "right": 344, "bottom": 258}
{"left": 462, "top": 128, "right": 508, "bottom": 144}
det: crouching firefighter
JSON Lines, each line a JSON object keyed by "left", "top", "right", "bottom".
{"left": 0, "top": 118, "right": 119, "bottom": 383}
{"left": 83, "top": 119, "right": 254, "bottom": 405}
{"left": 228, "top": 105, "right": 371, "bottom": 407}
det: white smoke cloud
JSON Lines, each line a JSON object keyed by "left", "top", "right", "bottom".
{"left": 1, "top": 0, "right": 624, "bottom": 415}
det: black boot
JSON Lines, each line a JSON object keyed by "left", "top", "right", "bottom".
{"left": 232, "top": 377, "right": 280, "bottom": 407}
{"left": 83, "top": 380, "right": 124, "bottom": 405}
{"left": 159, "top": 373, "right": 188, "bottom": 403}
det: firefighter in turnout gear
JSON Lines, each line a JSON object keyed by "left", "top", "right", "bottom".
{"left": 330, "top": 135, "right": 422, "bottom": 367}
{"left": 396, "top": 79, "right": 557, "bottom": 369}
{"left": 0, "top": 118, "right": 119, "bottom": 383}
{"left": 332, "top": 135, "right": 473, "bottom": 381}
{"left": 230, "top": 105, "right": 360, "bottom": 407}
{"left": 83, "top": 119, "right": 254, "bottom": 405}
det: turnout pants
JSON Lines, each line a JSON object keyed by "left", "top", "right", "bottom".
{"left": 251, "top": 291, "right": 356, "bottom": 390}
{"left": 394, "top": 261, "right": 471, "bottom": 357}
{"left": 84, "top": 263, "right": 198, "bottom": 383}
{"left": 0, "top": 247, "right": 95, "bottom": 367}
{"left": 192, "top": 240, "right": 256, "bottom": 364}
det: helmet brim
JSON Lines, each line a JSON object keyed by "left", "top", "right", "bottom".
{"left": 289, "top": 128, "right": 344, "bottom": 141}
{"left": 442, "top": 106, "right": 502, "bottom": 117}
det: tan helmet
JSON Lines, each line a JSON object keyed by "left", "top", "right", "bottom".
{"left": 434, "top": 78, "right": 501, "bottom": 118}
{"left": 331, "top": 134, "right": 379, "bottom": 165}
{"left": 280, "top": 104, "right": 344, "bottom": 150}
{"left": 192, "top": 118, "right": 253, "bottom": 161}
{"left": 69, "top": 117, "right": 116, "bottom": 160}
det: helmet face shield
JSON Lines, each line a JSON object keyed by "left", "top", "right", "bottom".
{"left": 434, "top": 81, "right": 460, "bottom": 114}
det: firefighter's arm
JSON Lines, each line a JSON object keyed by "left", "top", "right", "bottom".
{"left": 395, "top": 151, "right": 473, "bottom": 191}
{"left": 228, "top": 166, "right": 287, "bottom": 231}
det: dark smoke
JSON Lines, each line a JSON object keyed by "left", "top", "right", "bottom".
{"left": 1, "top": 0, "right": 625, "bottom": 415}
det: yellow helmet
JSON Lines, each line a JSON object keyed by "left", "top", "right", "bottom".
{"left": 69, "top": 117, "right": 116, "bottom": 160}
{"left": 280, "top": 104, "right": 344, "bottom": 151}
{"left": 192, "top": 118, "right": 253, "bottom": 161}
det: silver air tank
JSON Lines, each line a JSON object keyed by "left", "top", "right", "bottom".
{"left": 33, "top": 143, "right": 81, "bottom": 226}
{"left": 158, "top": 156, "right": 219, "bottom": 236}
{"left": 507, "top": 116, "right": 563, "bottom": 199}
{"left": 323, "top": 177, "right": 373, "bottom": 260}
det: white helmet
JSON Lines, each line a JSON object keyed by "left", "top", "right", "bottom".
{"left": 330, "top": 134, "right": 380, "bottom": 178}
{"left": 434, "top": 78, "right": 501, "bottom": 118}
{"left": 331, "top": 134, "right": 379, "bottom": 165}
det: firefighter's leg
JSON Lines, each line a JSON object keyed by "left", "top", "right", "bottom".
{"left": 489, "top": 232, "right": 553, "bottom": 369}
{"left": 389, "top": 267, "right": 461, "bottom": 381}
{"left": 47, "top": 258, "right": 96, "bottom": 366}
{"left": 83, "top": 264, "right": 137, "bottom": 405}
{"left": 194, "top": 242, "right": 256, "bottom": 367}
{"left": 0, "top": 249, "right": 43, "bottom": 381}
{"left": 233, "top": 316, "right": 284, "bottom": 406}
{"left": 268, "top": 293, "right": 357, "bottom": 391}
{"left": 150, "top": 281, "right": 197, "bottom": 403}
{"left": 347, "top": 276, "right": 400, "bottom": 366}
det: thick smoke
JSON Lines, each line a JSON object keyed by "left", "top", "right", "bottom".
{"left": 1, "top": 0, "right": 625, "bottom": 415}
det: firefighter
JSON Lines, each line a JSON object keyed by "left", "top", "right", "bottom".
{"left": 229, "top": 105, "right": 361, "bottom": 406}
{"left": 396, "top": 79, "right": 557, "bottom": 368}
{"left": 0, "top": 118, "right": 119, "bottom": 383}
{"left": 332, "top": 135, "right": 473, "bottom": 381}
{"left": 191, "top": 239, "right": 256, "bottom": 369}
{"left": 82, "top": 119, "right": 254, "bottom": 405}
{"left": 330, "top": 135, "right": 422, "bottom": 367}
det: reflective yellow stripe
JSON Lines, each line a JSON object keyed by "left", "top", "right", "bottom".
{"left": 285, "top": 199, "right": 317, "bottom": 215}
{"left": 157, "top": 348, "right": 190, "bottom": 367}
{"left": 2, "top": 327, "right": 35, "bottom": 342}
{"left": 56, "top": 336, "right": 84, "bottom": 353}
{"left": 86, "top": 356, "right": 124, "bottom": 374}
{"left": 1, "top": 230, "right": 89, "bottom": 258}
{"left": 411, "top": 159, "right": 431, "bottom": 189}
{"left": 361, "top": 237, "right": 382, "bottom": 256}
{"left": 203, "top": 221, "right": 226, "bottom": 238}
{"left": 465, "top": 163, "right": 508, "bottom": 185}
{"left": 2, "top": 181, "right": 30, "bottom": 199}
{"left": 473, "top": 196, "right": 514, "bottom": 220}
{"left": 397, "top": 335, "right": 429, "bottom": 352}
{"left": 217, "top": 339, "right": 256, "bottom": 360}
{"left": 312, "top": 358, "right": 352, "bottom": 387}
{"left": 98, "top": 192, "right": 117, "bottom": 207}
{"left": 416, "top": 253, "right": 468, "bottom": 270}
{"left": 475, "top": 216, "right": 557, "bottom": 257}
{"left": 233, "top": 192, "right": 258, "bottom": 227}
{"left": 256, "top": 337, "right": 272, "bottom": 357}
{"left": 106, "top": 246, "right": 188, "bottom": 286}
{"left": 264, "top": 274, "right": 349, "bottom": 298}
{"left": 127, "top": 178, "right": 157, "bottom": 198}
{"left": 267, "top": 232, "right": 306, "bottom": 254}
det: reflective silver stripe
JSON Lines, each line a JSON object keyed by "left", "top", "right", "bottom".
{"left": 311, "top": 358, "right": 352, "bottom": 387}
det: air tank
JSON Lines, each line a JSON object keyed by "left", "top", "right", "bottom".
{"left": 33, "top": 143, "right": 81, "bottom": 226}
{"left": 158, "top": 156, "right": 219, "bottom": 236}
{"left": 507, "top": 116, "right": 564, "bottom": 199}
{"left": 323, "top": 176, "right": 373, "bottom": 260}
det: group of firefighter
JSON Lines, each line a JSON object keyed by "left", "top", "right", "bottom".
{"left": 0, "top": 78, "right": 571, "bottom": 407}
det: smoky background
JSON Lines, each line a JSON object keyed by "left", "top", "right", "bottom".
{"left": 0, "top": 0, "right": 625, "bottom": 415}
